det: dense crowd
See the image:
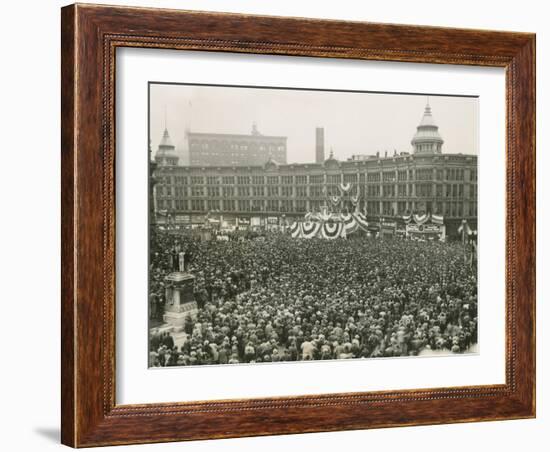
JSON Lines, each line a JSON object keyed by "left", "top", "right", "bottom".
{"left": 149, "top": 230, "right": 478, "bottom": 367}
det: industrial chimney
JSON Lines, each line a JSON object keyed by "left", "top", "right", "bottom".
{"left": 315, "top": 127, "right": 325, "bottom": 163}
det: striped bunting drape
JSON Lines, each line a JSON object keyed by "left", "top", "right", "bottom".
{"left": 342, "top": 213, "right": 359, "bottom": 234}
{"left": 353, "top": 212, "right": 370, "bottom": 231}
{"left": 290, "top": 222, "right": 302, "bottom": 238}
{"left": 321, "top": 221, "right": 344, "bottom": 239}
{"left": 301, "top": 221, "right": 321, "bottom": 239}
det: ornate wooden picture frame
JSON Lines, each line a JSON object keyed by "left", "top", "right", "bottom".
{"left": 61, "top": 3, "right": 535, "bottom": 447}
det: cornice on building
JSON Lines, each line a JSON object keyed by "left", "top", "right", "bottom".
{"left": 154, "top": 152, "right": 477, "bottom": 174}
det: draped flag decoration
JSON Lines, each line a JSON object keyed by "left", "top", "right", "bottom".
{"left": 286, "top": 172, "right": 451, "bottom": 240}
{"left": 306, "top": 211, "right": 321, "bottom": 222}
{"left": 354, "top": 212, "right": 370, "bottom": 232}
{"left": 289, "top": 210, "right": 372, "bottom": 239}
{"left": 413, "top": 213, "right": 429, "bottom": 225}
{"left": 339, "top": 182, "right": 352, "bottom": 193}
{"left": 403, "top": 212, "right": 447, "bottom": 241}
{"left": 281, "top": 182, "right": 465, "bottom": 240}
{"left": 403, "top": 212, "right": 444, "bottom": 226}
{"left": 321, "top": 221, "right": 344, "bottom": 240}
{"left": 342, "top": 213, "right": 359, "bottom": 234}
{"left": 301, "top": 221, "right": 321, "bottom": 239}
{"left": 290, "top": 210, "right": 448, "bottom": 240}
{"left": 290, "top": 222, "right": 302, "bottom": 238}
{"left": 319, "top": 209, "right": 331, "bottom": 222}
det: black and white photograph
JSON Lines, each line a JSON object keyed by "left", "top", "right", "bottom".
{"left": 148, "top": 83, "right": 479, "bottom": 368}
{"left": 1, "top": 0, "right": 542, "bottom": 449}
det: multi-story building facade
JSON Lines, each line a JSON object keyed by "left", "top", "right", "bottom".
{"left": 187, "top": 123, "right": 287, "bottom": 166}
{"left": 153, "top": 103, "right": 477, "bottom": 236}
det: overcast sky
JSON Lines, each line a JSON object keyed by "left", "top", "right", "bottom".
{"left": 150, "top": 83, "right": 478, "bottom": 164}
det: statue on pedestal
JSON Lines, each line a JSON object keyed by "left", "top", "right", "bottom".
{"left": 162, "top": 272, "right": 198, "bottom": 329}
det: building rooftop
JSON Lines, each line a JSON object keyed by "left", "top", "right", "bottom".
{"left": 411, "top": 102, "right": 444, "bottom": 153}
{"left": 159, "top": 128, "right": 174, "bottom": 148}
{"left": 188, "top": 131, "right": 287, "bottom": 140}
{"left": 156, "top": 151, "right": 476, "bottom": 173}
{"left": 418, "top": 103, "right": 438, "bottom": 127}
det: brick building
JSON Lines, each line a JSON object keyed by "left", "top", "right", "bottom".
{"left": 187, "top": 123, "right": 287, "bottom": 166}
{"left": 152, "top": 103, "right": 477, "bottom": 236}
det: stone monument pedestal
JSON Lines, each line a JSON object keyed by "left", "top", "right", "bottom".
{"left": 162, "top": 272, "right": 198, "bottom": 330}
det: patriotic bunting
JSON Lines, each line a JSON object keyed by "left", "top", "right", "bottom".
{"left": 289, "top": 194, "right": 449, "bottom": 240}
{"left": 301, "top": 221, "right": 321, "bottom": 239}
{"left": 413, "top": 213, "right": 429, "bottom": 225}
{"left": 289, "top": 222, "right": 301, "bottom": 238}
{"left": 321, "top": 221, "right": 344, "bottom": 239}
{"left": 319, "top": 209, "right": 331, "bottom": 222}
{"left": 339, "top": 182, "right": 352, "bottom": 193}
{"left": 403, "top": 212, "right": 445, "bottom": 226}
{"left": 342, "top": 213, "right": 359, "bottom": 234}
{"left": 354, "top": 212, "right": 370, "bottom": 232}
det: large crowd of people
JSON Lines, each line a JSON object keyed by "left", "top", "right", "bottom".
{"left": 149, "top": 229, "right": 478, "bottom": 367}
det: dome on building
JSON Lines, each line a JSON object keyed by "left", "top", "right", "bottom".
{"left": 155, "top": 128, "right": 179, "bottom": 166}
{"left": 324, "top": 147, "right": 339, "bottom": 168}
{"left": 411, "top": 102, "right": 444, "bottom": 154}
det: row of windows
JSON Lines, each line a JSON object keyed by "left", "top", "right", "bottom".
{"left": 158, "top": 183, "right": 475, "bottom": 199}
{"left": 159, "top": 168, "right": 476, "bottom": 186}
{"left": 160, "top": 199, "right": 309, "bottom": 213}
{"left": 366, "top": 201, "right": 476, "bottom": 217}
{"left": 166, "top": 186, "right": 313, "bottom": 198}
{"left": 416, "top": 168, "right": 434, "bottom": 181}
{"left": 383, "top": 171, "right": 396, "bottom": 182}
{"left": 416, "top": 143, "right": 442, "bottom": 153}
{"left": 158, "top": 198, "right": 477, "bottom": 217}
{"left": 190, "top": 141, "right": 285, "bottom": 152}
{"left": 310, "top": 175, "right": 324, "bottom": 184}
{"left": 343, "top": 174, "right": 358, "bottom": 183}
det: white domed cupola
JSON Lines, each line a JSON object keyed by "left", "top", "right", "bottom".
{"left": 411, "top": 101, "right": 444, "bottom": 155}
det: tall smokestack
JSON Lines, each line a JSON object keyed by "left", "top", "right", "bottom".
{"left": 315, "top": 127, "right": 325, "bottom": 163}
